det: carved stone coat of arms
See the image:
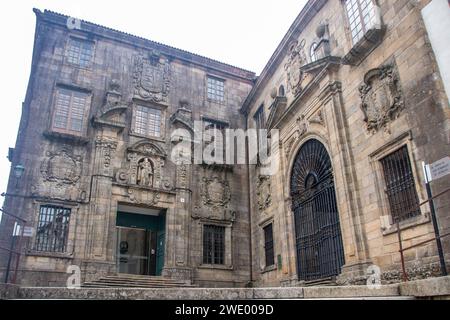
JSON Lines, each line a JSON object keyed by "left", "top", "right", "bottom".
{"left": 133, "top": 51, "right": 170, "bottom": 103}
{"left": 359, "top": 63, "right": 404, "bottom": 133}
{"left": 284, "top": 40, "right": 307, "bottom": 96}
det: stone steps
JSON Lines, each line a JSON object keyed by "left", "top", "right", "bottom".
{"left": 82, "top": 274, "right": 196, "bottom": 289}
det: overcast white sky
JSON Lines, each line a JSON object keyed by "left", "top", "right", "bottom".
{"left": 0, "top": 0, "right": 307, "bottom": 209}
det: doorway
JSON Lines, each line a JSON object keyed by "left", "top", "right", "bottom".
{"left": 116, "top": 207, "right": 166, "bottom": 276}
{"left": 290, "top": 139, "right": 345, "bottom": 281}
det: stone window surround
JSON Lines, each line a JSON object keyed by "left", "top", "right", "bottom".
{"left": 205, "top": 74, "right": 226, "bottom": 105}
{"left": 198, "top": 219, "right": 233, "bottom": 270}
{"left": 64, "top": 35, "right": 96, "bottom": 70}
{"left": 258, "top": 216, "right": 277, "bottom": 274}
{"left": 130, "top": 99, "right": 167, "bottom": 143}
{"left": 369, "top": 131, "right": 431, "bottom": 236}
{"left": 340, "top": 0, "right": 386, "bottom": 66}
{"left": 48, "top": 83, "right": 92, "bottom": 139}
{"left": 25, "top": 200, "right": 79, "bottom": 259}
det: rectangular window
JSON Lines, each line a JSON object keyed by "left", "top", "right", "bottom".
{"left": 34, "top": 205, "right": 71, "bottom": 253}
{"left": 134, "top": 105, "right": 162, "bottom": 137}
{"left": 66, "top": 38, "right": 94, "bottom": 67}
{"left": 203, "top": 225, "right": 225, "bottom": 265}
{"left": 264, "top": 224, "right": 275, "bottom": 267}
{"left": 254, "top": 104, "right": 265, "bottom": 130}
{"left": 380, "top": 146, "right": 421, "bottom": 223}
{"left": 203, "top": 119, "right": 228, "bottom": 162}
{"left": 207, "top": 76, "right": 225, "bottom": 102}
{"left": 52, "top": 88, "right": 90, "bottom": 135}
{"left": 345, "top": 0, "right": 376, "bottom": 44}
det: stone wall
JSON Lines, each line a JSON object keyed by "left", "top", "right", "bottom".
{"left": 243, "top": 0, "right": 450, "bottom": 287}
{"left": 0, "top": 9, "right": 254, "bottom": 287}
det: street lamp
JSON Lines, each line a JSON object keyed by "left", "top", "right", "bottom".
{"left": 13, "top": 164, "right": 25, "bottom": 179}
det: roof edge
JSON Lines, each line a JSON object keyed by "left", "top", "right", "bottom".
{"left": 33, "top": 8, "right": 256, "bottom": 81}
{"left": 240, "top": 0, "right": 327, "bottom": 115}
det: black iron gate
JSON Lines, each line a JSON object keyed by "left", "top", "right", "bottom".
{"left": 290, "top": 139, "right": 345, "bottom": 281}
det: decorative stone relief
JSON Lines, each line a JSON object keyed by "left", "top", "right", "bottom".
{"left": 284, "top": 114, "right": 309, "bottom": 159}
{"left": 115, "top": 140, "right": 168, "bottom": 190}
{"left": 137, "top": 158, "right": 154, "bottom": 187}
{"left": 192, "top": 176, "right": 235, "bottom": 222}
{"left": 359, "top": 62, "right": 404, "bottom": 133}
{"left": 93, "top": 79, "right": 129, "bottom": 129}
{"left": 95, "top": 138, "right": 118, "bottom": 176}
{"left": 201, "top": 176, "right": 231, "bottom": 209}
{"left": 34, "top": 148, "right": 85, "bottom": 201}
{"left": 133, "top": 50, "right": 170, "bottom": 103}
{"left": 284, "top": 39, "right": 307, "bottom": 95}
{"left": 127, "top": 187, "right": 161, "bottom": 206}
{"left": 40, "top": 149, "right": 82, "bottom": 185}
{"left": 309, "top": 110, "right": 325, "bottom": 126}
{"left": 256, "top": 175, "right": 272, "bottom": 211}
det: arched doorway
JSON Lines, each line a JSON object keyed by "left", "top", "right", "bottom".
{"left": 290, "top": 139, "right": 345, "bottom": 281}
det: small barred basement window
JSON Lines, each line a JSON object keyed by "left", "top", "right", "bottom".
{"left": 34, "top": 205, "right": 71, "bottom": 253}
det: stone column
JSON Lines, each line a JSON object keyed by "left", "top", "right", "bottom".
{"left": 83, "top": 137, "right": 117, "bottom": 278}
{"left": 162, "top": 162, "right": 193, "bottom": 281}
{"left": 320, "top": 81, "right": 373, "bottom": 284}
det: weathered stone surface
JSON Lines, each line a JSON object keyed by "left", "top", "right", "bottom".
{"left": 399, "top": 276, "right": 450, "bottom": 298}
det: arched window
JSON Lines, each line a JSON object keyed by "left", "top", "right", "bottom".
{"left": 310, "top": 43, "right": 318, "bottom": 63}
{"left": 278, "top": 85, "right": 285, "bottom": 97}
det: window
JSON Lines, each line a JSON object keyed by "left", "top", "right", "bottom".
{"left": 345, "top": 0, "right": 377, "bottom": 44}
{"left": 254, "top": 105, "right": 265, "bottom": 130}
{"left": 66, "top": 38, "right": 94, "bottom": 67}
{"left": 310, "top": 42, "right": 318, "bottom": 62}
{"left": 34, "top": 205, "right": 71, "bottom": 253}
{"left": 264, "top": 224, "right": 275, "bottom": 267}
{"left": 207, "top": 76, "right": 225, "bottom": 102}
{"left": 278, "top": 85, "right": 285, "bottom": 97}
{"left": 52, "top": 88, "right": 90, "bottom": 135}
{"left": 203, "top": 119, "right": 228, "bottom": 162}
{"left": 203, "top": 225, "right": 225, "bottom": 264}
{"left": 134, "top": 105, "right": 162, "bottom": 137}
{"left": 380, "top": 146, "right": 421, "bottom": 223}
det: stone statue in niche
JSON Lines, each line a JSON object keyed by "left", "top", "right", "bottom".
{"left": 137, "top": 158, "right": 154, "bottom": 187}
{"left": 359, "top": 62, "right": 404, "bottom": 133}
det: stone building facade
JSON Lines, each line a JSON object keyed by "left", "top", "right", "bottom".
{"left": 1, "top": 0, "right": 449, "bottom": 288}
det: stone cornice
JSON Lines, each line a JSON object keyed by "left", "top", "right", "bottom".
{"left": 33, "top": 8, "right": 256, "bottom": 83}
{"left": 240, "top": 0, "right": 328, "bottom": 115}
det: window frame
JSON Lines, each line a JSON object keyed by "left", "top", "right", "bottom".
{"left": 380, "top": 145, "right": 421, "bottom": 224}
{"left": 369, "top": 132, "right": 430, "bottom": 235}
{"left": 206, "top": 75, "right": 226, "bottom": 103}
{"left": 50, "top": 86, "right": 92, "bottom": 137}
{"left": 202, "top": 117, "right": 229, "bottom": 164}
{"left": 310, "top": 42, "right": 318, "bottom": 63}
{"left": 202, "top": 224, "right": 226, "bottom": 265}
{"left": 65, "top": 37, "right": 95, "bottom": 68}
{"left": 131, "top": 101, "right": 166, "bottom": 141}
{"left": 343, "top": 0, "right": 378, "bottom": 45}
{"left": 33, "top": 205, "right": 72, "bottom": 253}
{"left": 263, "top": 223, "right": 275, "bottom": 268}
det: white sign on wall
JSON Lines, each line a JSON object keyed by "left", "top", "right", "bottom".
{"left": 424, "top": 156, "right": 450, "bottom": 182}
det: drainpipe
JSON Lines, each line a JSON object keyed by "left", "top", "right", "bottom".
{"left": 244, "top": 113, "right": 254, "bottom": 287}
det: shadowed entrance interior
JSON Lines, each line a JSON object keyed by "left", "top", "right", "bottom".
{"left": 116, "top": 204, "right": 166, "bottom": 276}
